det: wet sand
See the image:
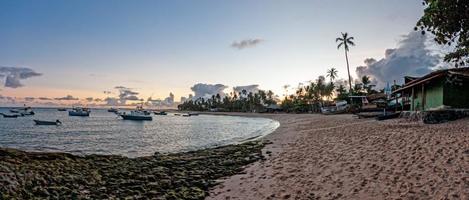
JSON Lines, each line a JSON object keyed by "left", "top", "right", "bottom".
{"left": 208, "top": 114, "right": 469, "bottom": 200}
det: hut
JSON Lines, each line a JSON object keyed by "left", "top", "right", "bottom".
{"left": 392, "top": 67, "right": 469, "bottom": 111}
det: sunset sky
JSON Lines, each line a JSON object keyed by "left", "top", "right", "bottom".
{"left": 0, "top": 0, "right": 428, "bottom": 106}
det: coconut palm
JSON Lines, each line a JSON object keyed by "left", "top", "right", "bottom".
{"left": 336, "top": 32, "right": 355, "bottom": 92}
{"left": 326, "top": 67, "right": 338, "bottom": 82}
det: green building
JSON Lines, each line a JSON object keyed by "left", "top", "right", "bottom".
{"left": 393, "top": 68, "right": 469, "bottom": 111}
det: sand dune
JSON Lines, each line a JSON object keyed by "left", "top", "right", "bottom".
{"left": 208, "top": 114, "right": 469, "bottom": 200}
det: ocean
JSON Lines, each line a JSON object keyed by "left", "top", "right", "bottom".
{"left": 0, "top": 108, "right": 279, "bottom": 157}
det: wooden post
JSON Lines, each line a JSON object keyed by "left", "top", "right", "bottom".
{"left": 411, "top": 87, "right": 415, "bottom": 111}
{"left": 421, "top": 84, "right": 425, "bottom": 111}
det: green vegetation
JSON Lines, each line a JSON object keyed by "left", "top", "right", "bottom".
{"left": 178, "top": 90, "right": 277, "bottom": 112}
{"left": 416, "top": 0, "right": 469, "bottom": 66}
{"left": 336, "top": 32, "right": 355, "bottom": 91}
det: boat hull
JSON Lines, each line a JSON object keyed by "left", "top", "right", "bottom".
{"left": 68, "top": 111, "right": 90, "bottom": 116}
{"left": 120, "top": 115, "right": 152, "bottom": 121}
{"left": 34, "top": 120, "right": 60, "bottom": 125}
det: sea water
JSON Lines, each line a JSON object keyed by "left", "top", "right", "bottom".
{"left": 0, "top": 108, "right": 279, "bottom": 157}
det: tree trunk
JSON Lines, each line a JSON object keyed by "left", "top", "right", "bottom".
{"left": 344, "top": 49, "right": 352, "bottom": 92}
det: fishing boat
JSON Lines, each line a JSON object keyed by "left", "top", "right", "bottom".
{"left": 120, "top": 106, "right": 152, "bottom": 121}
{"left": 321, "top": 101, "right": 349, "bottom": 115}
{"left": 69, "top": 107, "right": 90, "bottom": 116}
{"left": 1, "top": 113, "right": 20, "bottom": 118}
{"left": 10, "top": 105, "right": 35, "bottom": 115}
{"left": 108, "top": 107, "right": 119, "bottom": 113}
{"left": 34, "top": 120, "right": 62, "bottom": 125}
{"left": 154, "top": 111, "right": 167, "bottom": 115}
{"left": 57, "top": 108, "right": 67, "bottom": 111}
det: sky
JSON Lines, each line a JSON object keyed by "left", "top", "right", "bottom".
{"left": 0, "top": 0, "right": 429, "bottom": 106}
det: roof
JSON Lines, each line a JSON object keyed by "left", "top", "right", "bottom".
{"left": 393, "top": 67, "right": 469, "bottom": 94}
{"left": 366, "top": 93, "right": 387, "bottom": 101}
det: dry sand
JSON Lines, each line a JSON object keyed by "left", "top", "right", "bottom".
{"left": 207, "top": 114, "right": 469, "bottom": 200}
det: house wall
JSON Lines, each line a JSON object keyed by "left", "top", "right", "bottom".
{"left": 410, "top": 79, "right": 444, "bottom": 111}
{"left": 424, "top": 79, "right": 444, "bottom": 110}
{"left": 444, "top": 78, "right": 469, "bottom": 108}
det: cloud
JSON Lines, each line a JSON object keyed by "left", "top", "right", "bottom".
{"left": 233, "top": 85, "right": 259, "bottom": 97}
{"left": 355, "top": 32, "right": 441, "bottom": 89}
{"left": 24, "top": 97, "right": 35, "bottom": 101}
{"left": 55, "top": 95, "right": 79, "bottom": 101}
{"left": 190, "top": 83, "right": 228, "bottom": 100}
{"left": 38, "top": 97, "right": 52, "bottom": 101}
{"left": 85, "top": 97, "right": 94, "bottom": 102}
{"left": 104, "top": 97, "right": 119, "bottom": 106}
{"left": 231, "top": 39, "right": 264, "bottom": 50}
{"left": 0, "top": 66, "right": 42, "bottom": 88}
{"left": 103, "top": 86, "right": 141, "bottom": 105}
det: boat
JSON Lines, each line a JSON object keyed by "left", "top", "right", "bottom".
{"left": 34, "top": 120, "right": 62, "bottom": 125}
{"left": 108, "top": 108, "right": 119, "bottom": 113}
{"left": 57, "top": 108, "right": 67, "bottom": 111}
{"left": 120, "top": 106, "right": 152, "bottom": 121}
{"left": 10, "top": 105, "right": 35, "bottom": 115}
{"left": 321, "top": 101, "right": 349, "bottom": 115}
{"left": 376, "top": 112, "right": 400, "bottom": 121}
{"left": 1, "top": 113, "right": 19, "bottom": 118}
{"left": 182, "top": 114, "right": 191, "bottom": 117}
{"left": 188, "top": 112, "right": 199, "bottom": 116}
{"left": 69, "top": 107, "right": 90, "bottom": 116}
{"left": 154, "top": 111, "right": 167, "bottom": 115}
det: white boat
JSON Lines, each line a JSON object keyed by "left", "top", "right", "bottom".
{"left": 69, "top": 107, "right": 90, "bottom": 116}
{"left": 120, "top": 106, "right": 152, "bottom": 121}
{"left": 321, "top": 101, "right": 349, "bottom": 114}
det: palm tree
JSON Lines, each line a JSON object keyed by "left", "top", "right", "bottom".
{"left": 326, "top": 67, "right": 338, "bottom": 82}
{"left": 336, "top": 32, "right": 355, "bottom": 92}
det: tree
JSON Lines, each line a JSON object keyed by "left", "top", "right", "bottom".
{"left": 416, "top": 0, "right": 469, "bottom": 66}
{"left": 326, "top": 67, "right": 338, "bottom": 82}
{"left": 336, "top": 32, "right": 355, "bottom": 92}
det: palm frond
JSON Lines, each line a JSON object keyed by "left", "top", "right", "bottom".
{"left": 335, "top": 37, "right": 343, "bottom": 42}
{"left": 337, "top": 43, "right": 343, "bottom": 49}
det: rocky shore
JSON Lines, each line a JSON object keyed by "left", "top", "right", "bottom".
{"left": 0, "top": 141, "right": 265, "bottom": 199}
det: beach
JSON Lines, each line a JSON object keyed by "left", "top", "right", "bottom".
{"left": 1, "top": 113, "right": 468, "bottom": 199}
{"left": 208, "top": 114, "right": 469, "bottom": 200}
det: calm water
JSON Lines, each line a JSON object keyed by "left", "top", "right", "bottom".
{"left": 0, "top": 108, "right": 279, "bottom": 157}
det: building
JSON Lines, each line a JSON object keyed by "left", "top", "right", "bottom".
{"left": 392, "top": 67, "right": 469, "bottom": 111}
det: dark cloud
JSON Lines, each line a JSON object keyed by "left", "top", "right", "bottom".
{"left": 104, "top": 86, "right": 141, "bottom": 105}
{"left": 190, "top": 83, "right": 228, "bottom": 99}
{"left": 24, "top": 97, "right": 35, "bottom": 101}
{"left": 85, "top": 97, "right": 94, "bottom": 102}
{"left": 355, "top": 32, "right": 441, "bottom": 88}
{"left": 55, "top": 95, "right": 79, "bottom": 101}
{"left": 0, "top": 66, "right": 42, "bottom": 88}
{"left": 231, "top": 39, "right": 264, "bottom": 50}
{"left": 38, "top": 97, "right": 52, "bottom": 100}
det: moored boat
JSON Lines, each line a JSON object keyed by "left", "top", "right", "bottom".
{"left": 11, "top": 105, "right": 35, "bottom": 115}
{"left": 69, "top": 107, "right": 90, "bottom": 116}
{"left": 120, "top": 106, "right": 152, "bottom": 121}
{"left": 34, "top": 120, "right": 62, "bottom": 125}
{"left": 108, "top": 108, "right": 119, "bottom": 113}
{"left": 154, "top": 111, "right": 167, "bottom": 115}
{"left": 1, "top": 113, "right": 20, "bottom": 118}
{"left": 57, "top": 108, "right": 67, "bottom": 111}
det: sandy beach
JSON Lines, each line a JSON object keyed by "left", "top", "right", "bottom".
{"left": 208, "top": 114, "right": 469, "bottom": 200}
